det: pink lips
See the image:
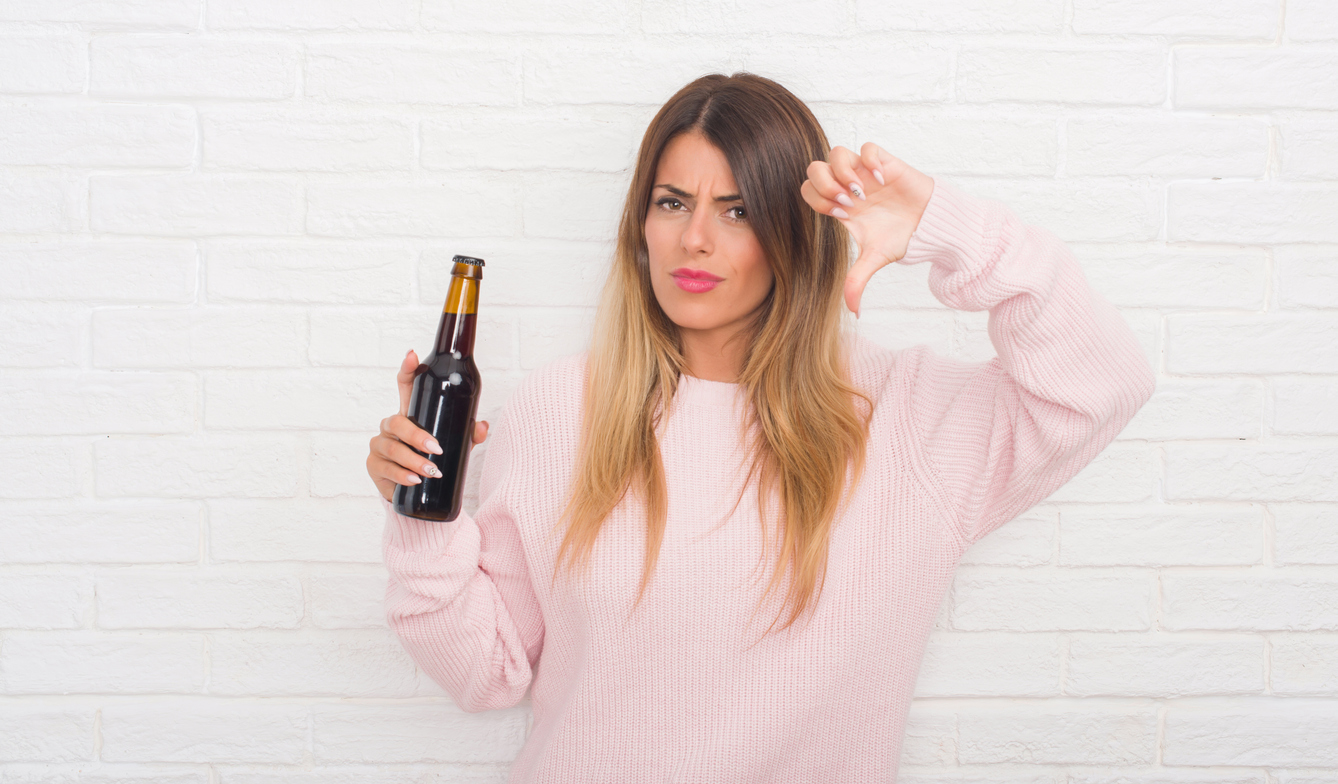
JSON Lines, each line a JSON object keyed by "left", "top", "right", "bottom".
{"left": 671, "top": 267, "right": 722, "bottom": 293}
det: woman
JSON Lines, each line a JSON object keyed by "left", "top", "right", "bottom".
{"left": 365, "top": 73, "right": 1155, "bottom": 782}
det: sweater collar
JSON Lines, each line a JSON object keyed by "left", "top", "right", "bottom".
{"left": 673, "top": 372, "right": 746, "bottom": 411}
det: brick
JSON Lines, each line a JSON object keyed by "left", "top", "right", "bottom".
{"left": 1043, "top": 443, "right": 1159, "bottom": 504}
{"left": 957, "top": 47, "right": 1165, "bottom": 105}
{"left": 1164, "top": 698, "right": 1338, "bottom": 765}
{"left": 0, "top": 501, "right": 199, "bottom": 564}
{"left": 1275, "top": 246, "right": 1338, "bottom": 309}
{"left": 1074, "top": 245, "right": 1266, "bottom": 309}
{"left": 958, "top": 510, "right": 1057, "bottom": 567}
{"left": 308, "top": 308, "right": 511, "bottom": 372}
{"left": 209, "top": 629, "right": 431, "bottom": 696}
{"left": 1163, "top": 572, "right": 1338, "bottom": 630}
{"left": 92, "top": 307, "right": 307, "bottom": 368}
{"left": 1117, "top": 378, "right": 1263, "bottom": 440}
{"left": 308, "top": 571, "right": 388, "bottom": 628}
{"left": 0, "top": 371, "right": 194, "bottom": 436}
{"left": 204, "top": 240, "right": 411, "bottom": 304}
{"left": 100, "top": 700, "right": 307, "bottom": 763}
{"left": 424, "top": 0, "right": 627, "bottom": 33}
{"left": 1066, "top": 116, "right": 1268, "bottom": 177}
{"left": 312, "top": 704, "right": 527, "bottom": 763}
{"left": 1168, "top": 182, "right": 1338, "bottom": 243}
{"left": 523, "top": 46, "right": 744, "bottom": 105}
{"left": 741, "top": 45, "right": 953, "bottom": 104}
{"left": 957, "top": 704, "right": 1157, "bottom": 764}
{"left": 208, "top": 498, "right": 381, "bottom": 563}
{"left": 1273, "top": 377, "right": 1338, "bottom": 435}
{"left": 0, "top": 0, "right": 200, "bottom": 27}
{"left": 0, "top": 438, "right": 83, "bottom": 499}
{"left": 517, "top": 308, "right": 597, "bottom": 370}
{"left": 421, "top": 106, "right": 643, "bottom": 172}
{"left": 95, "top": 435, "right": 301, "bottom": 498}
{"left": 0, "top": 575, "right": 93, "bottom": 629}
{"left": 520, "top": 172, "right": 627, "bottom": 242}
{"left": 1272, "top": 634, "right": 1338, "bottom": 694}
{"left": 215, "top": 765, "right": 509, "bottom": 784}
{"left": 91, "top": 37, "right": 298, "bottom": 99}
{"left": 1168, "top": 313, "right": 1338, "bottom": 373}
{"left": 1281, "top": 116, "right": 1338, "bottom": 179}
{"left": 419, "top": 242, "right": 607, "bottom": 309}
{"left": 1060, "top": 505, "right": 1263, "bottom": 566}
{"left": 0, "top": 36, "right": 85, "bottom": 93}
{"left": 0, "top": 707, "right": 93, "bottom": 762}
{"left": 305, "top": 45, "right": 518, "bottom": 105}
{"left": 950, "top": 177, "right": 1163, "bottom": 242}
{"left": 202, "top": 107, "right": 413, "bottom": 171}
{"left": 1066, "top": 633, "right": 1264, "bottom": 696}
{"left": 857, "top": 110, "right": 1058, "bottom": 177}
{"left": 311, "top": 433, "right": 383, "bottom": 500}
{"left": 898, "top": 706, "right": 956, "bottom": 767}
{"left": 857, "top": 0, "right": 1062, "bottom": 32}
{"left": 306, "top": 177, "right": 519, "bottom": 238}
{"left": 0, "top": 241, "right": 196, "bottom": 303}
{"left": 1166, "top": 442, "right": 1338, "bottom": 502}
{"left": 1072, "top": 0, "right": 1277, "bottom": 37}
{"left": 97, "top": 574, "right": 303, "bottom": 629}
{"left": 204, "top": 369, "right": 390, "bottom": 430}
{"left": 0, "top": 631, "right": 204, "bottom": 694}
{"left": 0, "top": 104, "right": 195, "bottom": 167}
{"left": 1175, "top": 48, "right": 1338, "bottom": 110}
{"left": 1274, "top": 505, "right": 1338, "bottom": 565}
{"left": 914, "top": 632, "right": 1060, "bottom": 696}
{"left": 90, "top": 175, "right": 303, "bottom": 236}
{"left": 1288, "top": 0, "right": 1338, "bottom": 41}
{"left": 952, "top": 568, "right": 1154, "bottom": 631}
{"left": 0, "top": 175, "right": 82, "bottom": 233}
{"left": 854, "top": 310, "right": 956, "bottom": 356}
{"left": 207, "top": 0, "right": 415, "bottom": 29}
{"left": 0, "top": 304, "right": 87, "bottom": 368}
{"left": 646, "top": 0, "right": 848, "bottom": 34}
{"left": 0, "top": 765, "right": 207, "bottom": 784}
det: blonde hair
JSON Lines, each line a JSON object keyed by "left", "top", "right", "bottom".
{"left": 549, "top": 72, "right": 873, "bottom": 641}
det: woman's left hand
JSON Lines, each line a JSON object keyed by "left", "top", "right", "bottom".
{"left": 800, "top": 142, "right": 935, "bottom": 317}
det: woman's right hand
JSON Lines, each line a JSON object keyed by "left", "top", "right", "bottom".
{"left": 367, "top": 348, "right": 489, "bottom": 503}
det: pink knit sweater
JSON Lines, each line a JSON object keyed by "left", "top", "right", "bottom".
{"left": 379, "top": 178, "right": 1156, "bottom": 783}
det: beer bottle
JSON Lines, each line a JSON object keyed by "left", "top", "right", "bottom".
{"left": 393, "top": 255, "right": 485, "bottom": 522}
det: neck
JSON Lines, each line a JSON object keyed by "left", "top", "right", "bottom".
{"left": 678, "top": 326, "right": 748, "bottom": 383}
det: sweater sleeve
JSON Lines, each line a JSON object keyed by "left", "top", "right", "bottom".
{"left": 895, "top": 177, "right": 1156, "bottom": 547}
{"left": 380, "top": 407, "right": 545, "bottom": 712}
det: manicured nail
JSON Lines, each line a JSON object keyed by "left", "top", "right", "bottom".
{"left": 849, "top": 182, "right": 865, "bottom": 201}
{"left": 423, "top": 462, "right": 441, "bottom": 478}
{"left": 835, "top": 192, "right": 855, "bottom": 208}
{"left": 872, "top": 170, "right": 884, "bottom": 186}
{"left": 405, "top": 475, "right": 421, "bottom": 485}
{"left": 425, "top": 438, "right": 442, "bottom": 455}
{"left": 831, "top": 207, "right": 849, "bottom": 219}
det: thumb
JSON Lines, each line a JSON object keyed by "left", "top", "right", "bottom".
{"left": 844, "top": 249, "right": 893, "bottom": 318}
{"left": 397, "top": 349, "right": 418, "bottom": 417}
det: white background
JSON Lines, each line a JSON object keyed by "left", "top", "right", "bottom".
{"left": 2, "top": 0, "right": 1337, "bottom": 781}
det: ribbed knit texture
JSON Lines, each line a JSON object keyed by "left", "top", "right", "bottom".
{"left": 379, "top": 178, "right": 1157, "bottom": 783}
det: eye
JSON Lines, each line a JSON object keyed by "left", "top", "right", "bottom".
{"left": 727, "top": 206, "right": 747, "bottom": 221}
{"left": 656, "top": 197, "right": 685, "bottom": 211}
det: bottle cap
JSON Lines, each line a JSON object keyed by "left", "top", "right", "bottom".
{"left": 452, "top": 255, "right": 486, "bottom": 266}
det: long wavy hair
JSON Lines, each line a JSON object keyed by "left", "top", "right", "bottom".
{"left": 549, "top": 72, "right": 873, "bottom": 641}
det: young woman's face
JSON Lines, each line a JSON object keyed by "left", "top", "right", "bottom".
{"left": 644, "top": 131, "right": 774, "bottom": 341}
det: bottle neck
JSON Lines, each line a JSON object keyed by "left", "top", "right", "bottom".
{"left": 433, "top": 267, "right": 480, "bottom": 358}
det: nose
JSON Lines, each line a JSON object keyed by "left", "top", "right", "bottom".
{"left": 680, "top": 205, "right": 714, "bottom": 257}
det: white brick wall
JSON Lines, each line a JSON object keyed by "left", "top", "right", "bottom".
{"left": 0, "top": 0, "right": 1334, "bottom": 781}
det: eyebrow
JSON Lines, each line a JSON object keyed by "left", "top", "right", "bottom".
{"left": 654, "top": 184, "right": 742, "bottom": 203}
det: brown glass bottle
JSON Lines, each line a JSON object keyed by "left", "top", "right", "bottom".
{"left": 392, "top": 255, "right": 485, "bottom": 522}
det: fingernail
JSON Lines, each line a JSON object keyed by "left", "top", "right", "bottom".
{"left": 849, "top": 182, "right": 865, "bottom": 201}
{"left": 405, "top": 475, "right": 421, "bottom": 485}
{"left": 831, "top": 207, "right": 849, "bottom": 219}
{"left": 426, "top": 438, "right": 442, "bottom": 455}
{"left": 835, "top": 192, "right": 855, "bottom": 208}
{"left": 872, "top": 170, "right": 885, "bottom": 186}
{"left": 423, "top": 462, "right": 441, "bottom": 478}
